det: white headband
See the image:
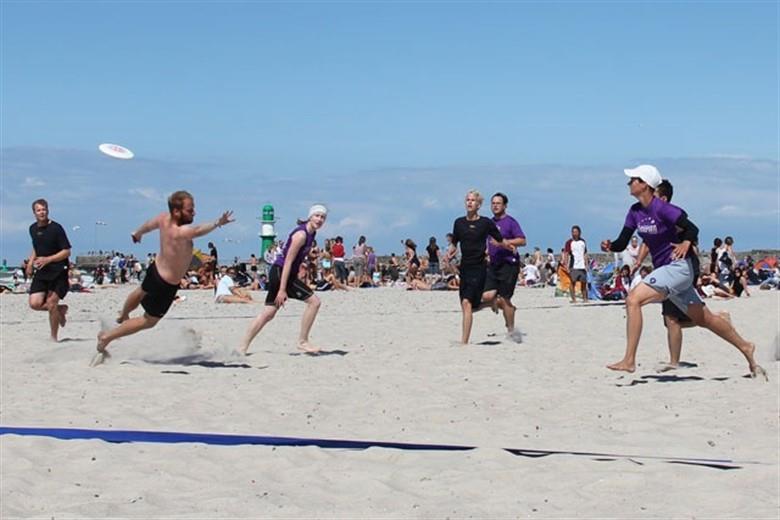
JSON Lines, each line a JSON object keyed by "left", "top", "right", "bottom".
{"left": 308, "top": 204, "right": 328, "bottom": 218}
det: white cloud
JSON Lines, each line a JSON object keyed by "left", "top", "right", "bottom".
{"left": 0, "top": 218, "right": 31, "bottom": 233}
{"left": 336, "top": 216, "right": 372, "bottom": 230}
{"left": 422, "top": 197, "right": 440, "bottom": 209}
{"left": 22, "top": 176, "right": 45, "bottom": 188}
{"left": 1, "top": 147, "right": 778, "bottom": 262}
{"left": 715, "top": 205, "right": 779, "bottom": 218}
{"left": 129, "top": 187, "right": 164, "bottom": 202}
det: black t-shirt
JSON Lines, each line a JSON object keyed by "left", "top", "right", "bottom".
{"left": 451, "top": 216, "right": 503, "bottom": 267}
{"left": 29, "top": 220, "right": 71, "bottom": 279}
{"left": 426, "top": 244, "right": 439, "bottom": 263}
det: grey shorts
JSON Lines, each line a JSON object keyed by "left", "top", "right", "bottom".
{"left": 570, "top": 269, "right": 588, "bottom": 283}
{"left": 644, "top": 258, "right": 703, "bottom": 315}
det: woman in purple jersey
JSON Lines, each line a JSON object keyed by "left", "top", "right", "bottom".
{"left": 239, "top": 204, "right": 328, "bottom": 355}
{"left": 601, "top": 165, "right": 765, "bottom": 379}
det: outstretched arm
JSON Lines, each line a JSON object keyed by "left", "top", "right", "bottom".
{"left": 132, "top": 213, "right": 164, "bottom": 243}
{"left": 602, "top": 226, "right": 635, "bottom": 253}
{"left": 181, "top": 211, "right": 235, "bottom": 240}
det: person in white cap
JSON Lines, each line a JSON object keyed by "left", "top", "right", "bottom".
{"left": 239, "top": 204, "right": 328, "bottom": 355}
{"left": 600, "top": 165, "right": 765, "bottom": 379}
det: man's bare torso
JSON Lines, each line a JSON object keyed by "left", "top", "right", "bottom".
{"left": 154, "top": 213, "right": 194, "bottom": 284}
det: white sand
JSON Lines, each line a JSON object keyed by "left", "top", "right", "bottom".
{"left": 1, "top": 285, "right": 778, "bottom": 518}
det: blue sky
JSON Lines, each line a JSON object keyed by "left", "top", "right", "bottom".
{"left": 1, "top": 1, "right": 778, "bottom": 263}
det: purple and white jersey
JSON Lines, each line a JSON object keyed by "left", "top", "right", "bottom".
{"left": 274, "top": 223, "right": 316, "bottom": 273}
{"left": 623, "top": 197, "right": 688, "bottom": 268}
{"left": 488, "top": 214, "right": 525, "bottom": 266}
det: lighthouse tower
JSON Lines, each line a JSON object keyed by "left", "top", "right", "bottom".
{"left": 259, "top": 204, "right": 277, "bottom": 257}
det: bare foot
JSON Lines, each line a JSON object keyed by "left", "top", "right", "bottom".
{"left": 751, "top": 364, "right": 769, "bottom": 382}
{"left": 90, "top": 333, "right": 110, "bottom": 367}
{"left": 607, "top": 360, "right": 636, "bottom": 373}
{"left": 236, "top": 345, "right": 249, "bottom": 356}
{"left": 58, "top": 304, "right": 68, "bottom": 327}
{"left": 570, "top": 299, "right": 577, "bottom": 304}
{"left": 506, "top": 329, "right": 524, "bottom": 344}
{"left": 742, "top": 343, "right": 768, "bottom": 381}
{"left": 297, "top": 340, "right": 321, "bottom": 354}
{"left": 656, "top": 363, "right": 678, "bottom": 373}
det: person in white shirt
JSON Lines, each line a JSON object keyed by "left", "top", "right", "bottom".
{"left": 215, "top": 267, "right": 253, "bottom": 304}
{"left": 562, "top": 225, "right": 589, "bottom": 303}
{"left": 621, "top": 236, "right": 640, "bottom": 272}
{"left": 545, "top": 248, "right": 556, "bottom": 269}
{"left": 629, "top": 265, "right": 652, "bottom": 292}
{"left": 522, "top": 263, "right": 541, "bottom": 286}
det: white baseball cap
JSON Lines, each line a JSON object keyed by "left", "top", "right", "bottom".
{"left": 624, "top": 164, "right": 662, "bottom": 189}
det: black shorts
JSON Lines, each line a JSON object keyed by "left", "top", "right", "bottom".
{"left": 140, "top": 264, "right": 179, "bottom": 318}
{"left": 459, "top": 264, "right": 487, "bottom": 308}
{"left": 30, "top": 270, "right": 69, "bottom": 300}
{"left": 662, "top": 299, "right": 692, "bottom": 324}
{"left": 484, "top": 262, "right": 519, "bottom": 300}
{"left": 265, "top": 264, "right": 314, "bottom": 306}
{"left": 570, "top": 269, "right": 588, "bottom": 283}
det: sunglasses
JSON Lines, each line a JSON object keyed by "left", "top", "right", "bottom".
{"left": 627, "top": 177, "right": 642, "bottom": 186}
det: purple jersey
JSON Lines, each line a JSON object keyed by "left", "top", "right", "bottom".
{"left": 274, "top": 223, "right": 316, "bottom": 274}
{"left": 488, "top": 214, "right": 525, "bottom": 266}
{"left": 623, "top": 197, "right": 687, "bottom": 268}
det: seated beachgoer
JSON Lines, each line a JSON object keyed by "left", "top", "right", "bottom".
{"left": 215, "top": 267, "right": 253, "bottom": 303}
{"left": 602, "top": 265, "right": 631, "bottom": 300}
{"left": 697, "top": 273, "right": 734, "bottom": 299}
{"left": 731, "top": 267, "right": 750, "bottom": 297}
{"left": 629, "top": 265, "right": 652, "bottom": 292}
{"left": 522, "top": 263, "right": 541, "bottom": 286}
{"left": 407, "top": 270, "right": 431, "bottom": 291}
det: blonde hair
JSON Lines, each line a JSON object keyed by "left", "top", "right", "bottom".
{"left": 465, "top": 189, "right": 484, "bottom": 206}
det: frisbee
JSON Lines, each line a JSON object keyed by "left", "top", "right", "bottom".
{"left": 98, "top": 143, "right": 134, "bottom": 160}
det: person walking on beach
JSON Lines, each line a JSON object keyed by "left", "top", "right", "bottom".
{"left": 27, "top": 198, "right": 72, "bottom": 342}
{"left": 481, "top": 192, "right": 527, "bottom": 343}
{"left": 601, "top": 165, "right": 765, "bottom": 379}
{"left": 331, "top": 236, "right": 347, "bottom": 284}
{"left": 239, "top": 204, "right": 328, "bottom": 355}
{"left": 445, "top": 190, "right": 513, "bottom": 345}
{"left": 91, "top": 190, "right": 234, "bottom": 366}
{"left": 352, "top": 235, "right": 367, "bottom": 288}
{"left": 562, "top": 225, "right": 589, "bottom": 303}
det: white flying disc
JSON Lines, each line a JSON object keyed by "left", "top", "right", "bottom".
{"left": 98, "top": 143, "right": 134, "bottom": 160}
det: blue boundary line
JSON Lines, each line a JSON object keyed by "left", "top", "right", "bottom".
{"left": 0, "top": 426, "right": 762, "bottom": 470}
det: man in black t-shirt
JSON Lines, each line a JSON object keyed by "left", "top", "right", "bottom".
{"left": 27, "top": 198, "right": 72, "bottom": 341}
{"left": 445, "top": 190, "right": 513, "bottom": 345}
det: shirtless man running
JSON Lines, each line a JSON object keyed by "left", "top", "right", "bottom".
{"left": 91, "top": 190, "right": 233, "bottom": 366}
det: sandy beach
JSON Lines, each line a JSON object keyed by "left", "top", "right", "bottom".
{"left": 1, "top": 285, "right": 778, "bottom": 518}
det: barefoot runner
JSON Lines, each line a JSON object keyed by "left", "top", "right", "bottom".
{"left": 601, "top": 165, "right": 765, "bottom": 379}
{"left": 239, "top": 204, "right": 328, "bottom": 355}
{"left": 92, "top": 190, "right": 233, "bottom": 366}
{"left": 27, "top": 198, "right": 71, "bottom": 342}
